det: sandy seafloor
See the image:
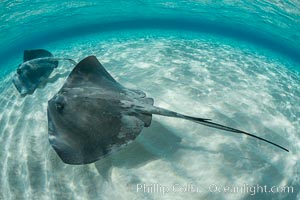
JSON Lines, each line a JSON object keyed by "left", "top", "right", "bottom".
{"left": 0, "top": 30, "right": 299, "bottom": 200}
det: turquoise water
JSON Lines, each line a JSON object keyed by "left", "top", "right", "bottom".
{"left": 0, "top": 1, "right": 300, "bottom": 200}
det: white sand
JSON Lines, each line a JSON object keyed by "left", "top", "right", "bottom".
{"left": 0, "top": 31, "right": 299, "bottom": 200}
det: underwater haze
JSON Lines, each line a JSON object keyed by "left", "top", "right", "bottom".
{"left": 0, "top": 1, "right": 300, "bottom": 200}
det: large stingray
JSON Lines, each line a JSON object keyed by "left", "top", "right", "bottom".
{"left": 13, "top": 49, "right": 76, "bottom": 95}
{"left": 47, "top": 56, "right": 288, "bottom": 165}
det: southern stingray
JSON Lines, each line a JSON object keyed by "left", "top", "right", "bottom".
{"left": 13, "top": 49, "right": 76, "bottom": 95}
{"left": 47, "top": 55, "right": 288, "bottom": 165}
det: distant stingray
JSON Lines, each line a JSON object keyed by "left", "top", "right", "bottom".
{"left": 13, "top": 49, "right": 76, "bottom": 95}
{"left": 47, "top": 56, "right": 288, "bottom": 165}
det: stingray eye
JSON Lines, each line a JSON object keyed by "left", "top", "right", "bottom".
{"left": 55, "top": 102, "right": 64, "bottom": 111}
{"left": 54, "top": 95, "right": 65, "bottom": 112}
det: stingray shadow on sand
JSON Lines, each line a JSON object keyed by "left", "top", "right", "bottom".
{"left": 94, "top": 120, "right": 182, "bottom": 180}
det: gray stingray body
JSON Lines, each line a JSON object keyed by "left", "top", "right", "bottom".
{"left": 13, "top": 49, "right": 58, "bottom": 95}
{"left": 13, "top": 49, "right": 76, "bottom": 96}
{"left": 48, "top": 56, "right": 154, "bottom": 164}
{"left": 47, "top": 56, "right": 288, "bottom": 165}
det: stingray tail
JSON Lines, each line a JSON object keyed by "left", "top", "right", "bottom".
{"left": 145, "top": 106, "right": 289, "bottom": 152}
{"left": 20, "top": 49, "right": 76, "bottom": 69}
{"left": 22, "top": 57, "right": 77, "bottom": 68}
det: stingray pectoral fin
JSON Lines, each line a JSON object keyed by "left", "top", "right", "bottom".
{"left": 23, "top": 49, "right": 54, "bottom": 62}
